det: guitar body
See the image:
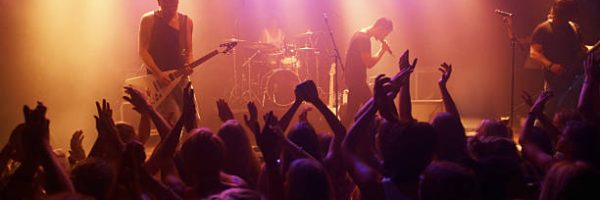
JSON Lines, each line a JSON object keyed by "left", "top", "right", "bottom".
{"left": 124, "top": 69, "right": 184, "bottom": 108}
{"left": 125, "top": 42, "right": 237, "bottom": 108}
{"left": 542, "top": 40, "right": 600, "bottom": 110}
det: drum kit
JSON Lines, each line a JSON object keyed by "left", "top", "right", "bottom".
{"left": 228, "top": 30, "right": 321, "bottom": 107}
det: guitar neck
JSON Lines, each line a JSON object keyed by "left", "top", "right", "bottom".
{"left": 187, "top": 50, "right": 220, "bottom": 69}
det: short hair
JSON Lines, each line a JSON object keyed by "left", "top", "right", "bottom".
{"left": 181, "top": 128, "right": 226, "bottom": 176}
{"left": 550, "top": 0, "right": 578, "bottom": 19}
{"left": 374, "top": 17, "right": 393, "bottom": 31}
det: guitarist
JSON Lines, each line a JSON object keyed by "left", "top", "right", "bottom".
{"left": 529, "top": 0, "right": 594, "bottom": 114}
{"left": 139, "top": 0, "right": 194, "bottom": 122}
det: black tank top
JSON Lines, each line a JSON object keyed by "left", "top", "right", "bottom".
{"left": 148, "top": 12, "right": 186, "bottom": 72}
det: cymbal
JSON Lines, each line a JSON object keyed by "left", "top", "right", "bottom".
{"left": 297, "top": 47, "right": 316, "bottom": 51}
{"left": 296, "top": 30, "right": 316, "bottom": 37}
{"left": 224, "top": 37, "right": 246, "bottom": 43}
{"left": 245, "top": 42, "right": 278, "bottom": 52}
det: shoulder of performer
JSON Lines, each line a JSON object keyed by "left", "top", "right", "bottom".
{"left": 141, "top": 11, "right": 156, "bottom": 20}
{"left": 140, "top": 11, "right": 156, "bottom": 25}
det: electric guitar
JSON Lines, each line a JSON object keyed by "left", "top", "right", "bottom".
{"left": 125, "top": 42, "right": 237, "bottom": 108}
{"left": 542, "top": 40, "right": 600, "bottom": 107}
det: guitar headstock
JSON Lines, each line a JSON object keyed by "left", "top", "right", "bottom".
{"left": 219, "top": 42, "right": 238, "bottom": 54}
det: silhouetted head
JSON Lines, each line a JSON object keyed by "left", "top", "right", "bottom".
{"left": 476, "top": 119, "right": 511, "bottom": 138}
{"left": 180, "top": 128, "right": 226, "bottom": 184}
{"left": 552, "top": 109, "right": 581, "bottom": 132}
{"left": 420, "top": 161, "right": 478, "bottom": 200}
{"left": 475, "top": 156, "right": 527, "bottom": 200}
{"left": 285, "top": 159, "right": 333, "bottom": 200}
{"left": 468, "top": 135, "right": 519, "bottom": 161}
{"left": 521, "top": 126, "right": 555, "bottom": 155}
{"left": 218, "top": 120, "right": 260, "bottom": 186}
{"left": 539, "top": 161, "right": 600, "bottom": 200}
{"left": 115, "top": 122, "right": 136, "bottom": 143}
{"left": 556, "top": 121, "right": 600, "bottom": 166}
{"left": 287, "top": 122, "right": 322, "bottom": 161}
{"left": 431, "top": 112, "right": 468, "bottom": 162}
{"left": 317, "top": 132, "right": 333, "bottom": 158}
{"left": 378, "top": 121, "right": 437, "bottom": 182}
{"left": 549, "top": 0, "right": 578, "bottom": 22}
{"left": 71, "top": 158, "right": 114, "bottom": 200}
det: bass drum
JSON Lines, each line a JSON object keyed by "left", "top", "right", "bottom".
{"left": 262, "top": 69, "right": 300, "bottom": 107}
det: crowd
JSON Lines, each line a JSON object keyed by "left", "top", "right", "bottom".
{"left": 0, "top": 50, "right": 599, "bottom": 200}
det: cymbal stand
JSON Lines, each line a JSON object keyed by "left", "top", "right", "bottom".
{"left": 323, "top": 14, "right": 345, "bottom": 117}
{"left": 240, "top": 50, "right": 263, "bottom": 104}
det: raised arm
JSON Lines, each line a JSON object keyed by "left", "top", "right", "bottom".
{"left": 145, "top": 83, "right": 195, "bottom": 175}
{"left": 26, "top": 103, "right": 75, "bottom": 194}
{"left": 397, "top": 50, "right": 418, "bottom": 123}
{"left": 342, "top": 90, "right": 384, "bottom": 200}
{"left": 255, "top": 111, "right": 285, "bottom": 200}
{"left": 68, "top": 130, "right": 86, "bottom": 166}
{"left": 519, "top": 91, "right": 555, "bottom": 172}
{"left": 88, "top": 100, "right": 125, "bottom": 160}
{"left": 296, "top": 80, "right": 347, "bottom": 157}
{"left": 374, "top": 74, "right": 399, "bottom": 123}
{"left": 438, "top": 63, "right": 460, "bottom": 119}
{"left": 521, "top": 91, "right": 561, "bottom": 143}
{"left": 124, "top": 86, "right": 172, "bottom": 139}
{"left": 217, "top": 99, "right": 235, "bottom": 123}
{"left": 278, "top": 96, "right": 303, "bottom": 132}
{"left": 578, "top": 54, "right": 599, "bottom": 123}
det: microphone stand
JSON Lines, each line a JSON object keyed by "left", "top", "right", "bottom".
{"left": 500, "top": 15, "right": 518, "bottom": 129}
{"left": 323, "top": 14, "right": 345, "bottom": 117}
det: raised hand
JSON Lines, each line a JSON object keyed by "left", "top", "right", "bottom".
{"left": 374, "top": 74, "right": 392, "bottom": 101}
{"left": 94, "top": 99, "right": 125, "bottom": 154}
{"left": 530, "top": 91, "right": 553, "bottom": 116}
{"left": 68, "top": 130, "right": 86, "bottom": 165}
{"left": 398, "top": 49, "right": 418, "bottom": 70}
{"left": 243, "top": 101, "right": 260, "bottom": 135}
{"left": 216, "top": 99, "right": 234, "bottom": 122}
{"left": 438, "top": 62, "right": 452, "bottom": 86}
{"left": 295, "top": 80, "right": 320, "bottom": 103}
{"left": 22, "top": 102, "right": 50, "bottom": 150}
{"left": 95, "top": 100, "right": 116, "bottom": 138}
{"left": 123, "top": 86, "right": 152, "bottom": 114}
{"left": 374, "top": 74, "right": 398, "bottom": 122}
{"left": 22, "top": 102, "right": 76, "bottom": 193}
{"left": 257, "top": 111, "right": 284, "bottom": 163}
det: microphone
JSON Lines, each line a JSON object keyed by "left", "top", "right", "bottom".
{"left": 494, "top": 9, "right": 513, "bottom": 17}
{"left": 382, "top": 40, "right": 393, "bottom": 56}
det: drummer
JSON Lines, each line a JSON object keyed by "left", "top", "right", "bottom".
{"left": 261, "top": 17, "right": 285, "bottom": 49}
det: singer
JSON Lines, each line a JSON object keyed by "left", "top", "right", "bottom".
{"left": 342, "top": 17, "right": 393, "bottom": 126}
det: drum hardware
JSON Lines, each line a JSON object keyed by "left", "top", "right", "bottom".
{"left": 245, "top": 42, "right": 279, "bottom": 53}
{"left": 228, "top": 30, "right": 325, "bottom": 107}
